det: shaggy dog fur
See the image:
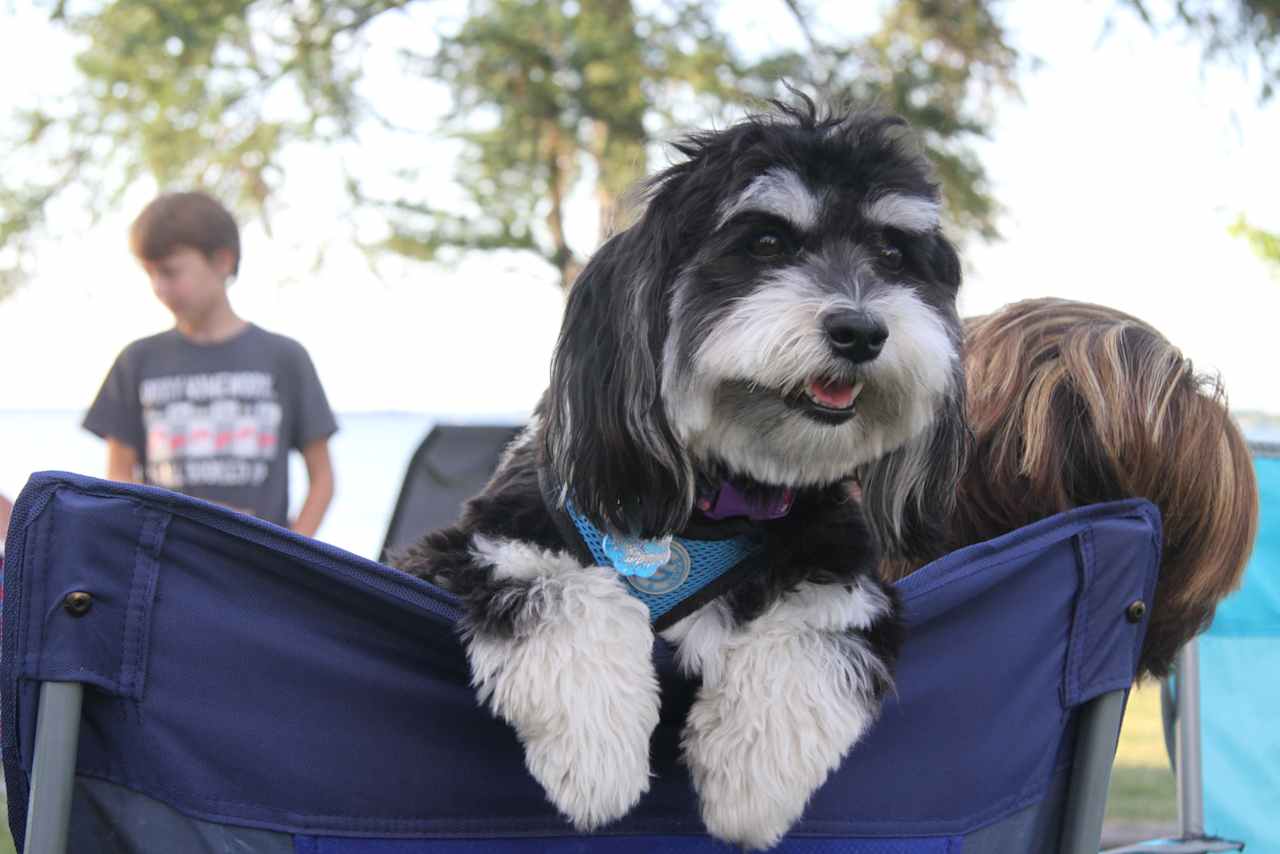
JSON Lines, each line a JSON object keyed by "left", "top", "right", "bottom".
{"left": 399, "top": 98, "right": 968, "bottom": 849}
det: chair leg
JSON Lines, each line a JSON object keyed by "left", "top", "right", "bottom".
{"left": 1175, "top": 640, "right": 1206, "bottom": 837}
{"left": 24, "top": 682, "right": 84, "bottom": 854}
{"left": 1059, "top": 690, "right": 1127, "bottom": 854}
{"left": 1102, "top": 642, "right": 1243, "bottom": 854}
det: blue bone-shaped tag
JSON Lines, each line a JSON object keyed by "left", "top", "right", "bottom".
{"left": 600, "top": 534, "right": 672, "bottom": 578}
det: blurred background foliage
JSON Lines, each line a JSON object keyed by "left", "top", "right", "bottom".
{"left": 0, "top": 0, "right": 1277, "bottom": 296}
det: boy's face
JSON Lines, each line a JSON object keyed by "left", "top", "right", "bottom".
{"left": 140, "top": 246, "right": 233, "bottom": 319}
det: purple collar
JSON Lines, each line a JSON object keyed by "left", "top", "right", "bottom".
{"left": 695, "top": 481, "right": 794, "bottom": 521}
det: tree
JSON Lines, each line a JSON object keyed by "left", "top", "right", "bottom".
{"left": 383, "top": 0, "right": 757, "bottom": 287}
{"left": 784, "top": 0, "right": 1018, "bottom": 241}
{"left": 1, "top": 0, "right": 1020, "bottom": 293}
{"left": 1126, "top": 0, "right": 1280, "bottom": 99}
{"left": 1123, "top": 0, "right": 1280, "bottom": 268}
{"left": 2, "top": 0, "right": 413, "bottom": 293}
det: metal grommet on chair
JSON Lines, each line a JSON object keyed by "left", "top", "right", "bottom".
{"left": 1126, "top": 599, "right": 1147, "bottom": 623}
{"left": 63, "top": 591, "right": 93, "bottom": 617}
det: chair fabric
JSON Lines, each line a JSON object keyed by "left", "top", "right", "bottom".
{"left": 378, "top": 424, "right": 522, "bottom": 563}
{"left": 2, "top": 471, "right": 1161, "bottom": 852}
{"left": 1198, "top": 455, "right": 1280, "bottom": 852}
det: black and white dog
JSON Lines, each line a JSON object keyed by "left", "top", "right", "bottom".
{"left": 401, "top": 99, "right": 968, "bottom": 850}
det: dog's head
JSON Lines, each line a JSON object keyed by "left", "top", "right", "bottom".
{"left": 545, "top": 98, "right": 968, "bottom": 560}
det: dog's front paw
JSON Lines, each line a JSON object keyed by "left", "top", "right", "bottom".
{"left": 466, "top": 564, "right": 660, "bottom": 830}
{"left": 684, "top": 628, "right": 889, "bottom": 850}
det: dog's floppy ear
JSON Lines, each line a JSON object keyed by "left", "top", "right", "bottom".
{"left": 859, "top": 359, "right": 970, "bottom": 564}
{"left": 544, "top": 209, "right": 695, "bottom": 539}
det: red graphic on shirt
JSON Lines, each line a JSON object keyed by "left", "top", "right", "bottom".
{"left": 141, "top": 372, "right": 282, "bottom": 490}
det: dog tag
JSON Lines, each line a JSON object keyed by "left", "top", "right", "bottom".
{"left": 601, "top": 533, "right": 672, "bottom": 578}
{"left": 625, "top": 542, "right": 692, "bottom": 595}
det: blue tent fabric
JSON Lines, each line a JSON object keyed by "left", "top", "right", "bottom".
{"left": 2, "top": 472, "right": 1161, "bottom": 851}
{"left": 1199, "top": 455, "right": 1280, "bottom": 852}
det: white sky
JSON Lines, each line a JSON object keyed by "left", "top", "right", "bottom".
{"left": 1, "top": 1, "right": 1278, "bottom": 415}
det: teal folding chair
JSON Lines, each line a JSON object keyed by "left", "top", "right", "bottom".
{"left": 1108, "top": 441, "right": 1280, "bottom": 854}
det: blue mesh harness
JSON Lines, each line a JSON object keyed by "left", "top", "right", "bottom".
{"left": 563, "top": 501, "right": 765, "bottom": 628}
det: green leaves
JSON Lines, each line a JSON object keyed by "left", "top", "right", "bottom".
{"left": 1230, "top": 215, "right": 1280, "bottom": 270}
{"left": 1, "top": 0, "right": 1020, "bottom": 292}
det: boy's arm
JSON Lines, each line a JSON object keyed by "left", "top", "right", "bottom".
{"left": 291, "top": 437, "right": 335, "bottom": 538}
{"left": 87, "top": 343, "right": 146, "bottom": 482}
{"left": 0, "top": 492, "right": 12, "bottom": 544}
{"left": 106, "top": 438, "right": 141, "bottom": 483}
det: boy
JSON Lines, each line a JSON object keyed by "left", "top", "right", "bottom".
{"left": 84, "top": 191, "right": 337, "bottom": 537}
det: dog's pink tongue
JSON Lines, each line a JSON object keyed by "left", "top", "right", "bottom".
{"left": 808, "top": 378, "right": 857, "bottom": 409}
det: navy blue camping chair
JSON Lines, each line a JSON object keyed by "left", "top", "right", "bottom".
{"left": 3, "top": 471, "right": 1160, "bottom": 854}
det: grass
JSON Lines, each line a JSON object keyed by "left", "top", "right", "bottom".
{"left": 0, "top": 682, "right": 1177, "bottom": 850}
{"left": 0, "top": 796, "right": 12, "bottom": 854}
{"left": 1106, "top": 680, "right": 1178, "bottom": 825}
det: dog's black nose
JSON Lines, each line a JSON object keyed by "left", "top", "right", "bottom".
{"left": 823, "top": 310, "right": 888, "bottom": 363}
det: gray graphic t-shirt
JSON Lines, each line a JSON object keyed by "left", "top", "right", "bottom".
{"left": 84, "top": 324, "right": 338, "bottom": 526}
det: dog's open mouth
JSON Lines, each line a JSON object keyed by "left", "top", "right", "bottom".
{"left": 783, "top": 377, "right": 865, "bottom": 423}
{"left": 806, "top": 377, "right": 864, "bottom": 411}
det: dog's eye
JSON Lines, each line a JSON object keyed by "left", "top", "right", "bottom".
{"left": 749, "top": 232, "right": 787, "bottom": 258}
{"left": 877, "top": 230, "right": 906, "bottom": 271}
{"left": 879, "top": 244, "right": 904, "bottom": 271}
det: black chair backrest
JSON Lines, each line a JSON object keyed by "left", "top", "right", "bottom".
{"left": 379, "top": 423, "right": 523, "bottom": 563}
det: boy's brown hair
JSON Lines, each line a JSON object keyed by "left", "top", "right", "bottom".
{"left": 887, "top": 298, "right": 1259, "bottom": 679}
{"left": 129, "top": 191, "right": 241, "bottom": 276}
